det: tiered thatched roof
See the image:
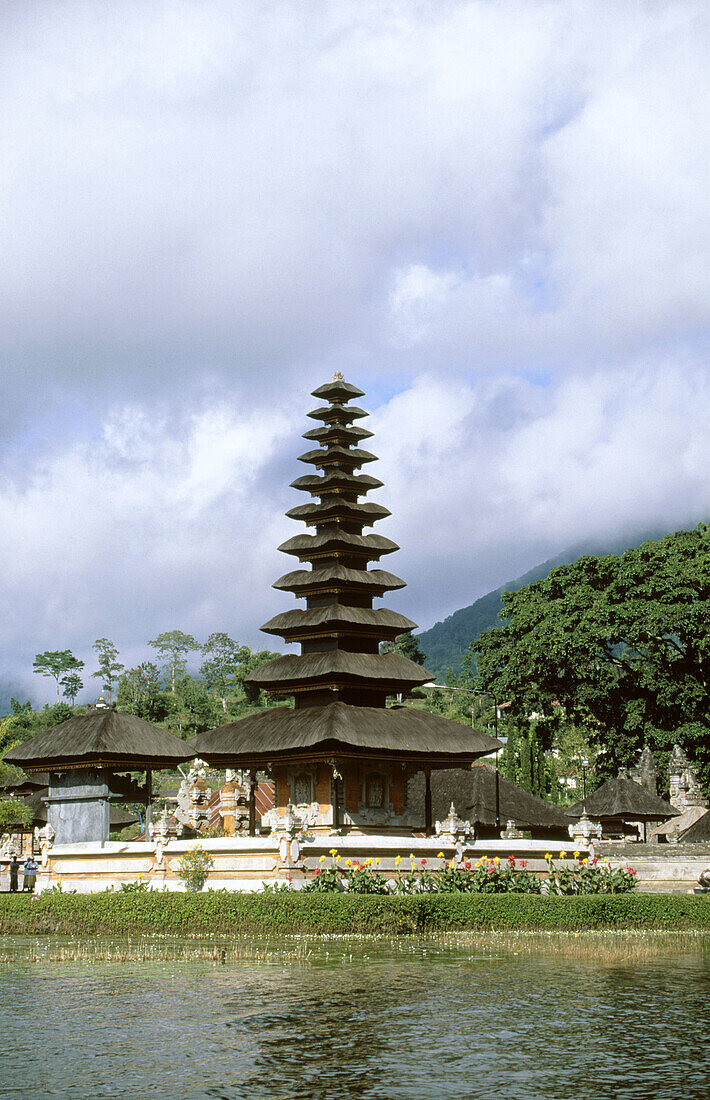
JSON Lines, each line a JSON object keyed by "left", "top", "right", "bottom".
{"left": 193, "top": 376, "right": 500, "bottom": 766}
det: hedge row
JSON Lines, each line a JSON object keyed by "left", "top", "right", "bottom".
{"left": 1, "top": 891, "right": 710, "bottom": 936}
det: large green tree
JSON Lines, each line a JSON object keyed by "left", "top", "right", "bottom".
{"left": 200, "top": 632, "right": 252, "bottom": 711}
{"left": 474, "top": 525, "right": 710, "bottom": 789}
{"left": 33, "top": 650, "right": 85, "bottom": 702}
{"left": 147, "top": 630, "right": 201, "bottom": 693}
{"left": 379, "top": 631, "right": 428, "bottom": 665}
{"left": 92, "top": 638, "right": 124, "bottom": 702}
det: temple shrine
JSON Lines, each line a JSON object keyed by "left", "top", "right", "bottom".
{"left": 192, "top": 375, "right": 501, "bottom": 835}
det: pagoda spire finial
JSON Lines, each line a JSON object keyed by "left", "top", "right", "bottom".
{"left": 332, "top": 370, "right": 344, "bottom": 383}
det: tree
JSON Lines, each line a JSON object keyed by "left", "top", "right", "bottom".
{"left": 117, "top": 662, "right": 172, "bottom": 722}
{"left": 379, "top": 631, "right": 428, "bottom": 665}
{"left": 474, "top": 525, "right": 710, "bottom": 790}
{"left": 148, "top": 631, "right": 201, "bottom": 693}
{"left": 33, "top": 650, "right": 85, "bottom": 702}
{"left": 200, "top": 633, "right": 252, "bottom": 711}
{"left": 91, "top": 638, "right": 124, "bottom": 702}
{"left": 172, "top": 675, "right": 221, "bottom": 737}
{"left": 60, "top": 671, "right": 83, "bottom": 705}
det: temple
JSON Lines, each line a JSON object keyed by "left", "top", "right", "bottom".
{"left": 192, "top": 375, "right": 501, "bottom": 834}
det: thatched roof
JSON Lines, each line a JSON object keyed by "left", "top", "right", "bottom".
{"left": 566, "top": 777, "right": 678, "bottom": 821}
{"left": 408, "top": 764, "right": 571, "bottom": 831}
{"left": 286, "top": 500, "right": 391, "bottom": 525}
{"left": 190, "top": 702, "right": 501, "bottom": 767}
{"left": 246, "top": 651, "right": 431, "bottom": 693}
{"left": 310, "top": 379, "right": 365, "bottom": 403}
{"left": 261, "top": 606, "right": 416, "bottom": 640}
{"left": 290, "top": 470, "right": 380, "bottom": 493}
{"left": 273, "top": 565, "right": 406, "bottom": 595}
{"left": 649, "top": 805, "right": 707, "bottom": 841}
{"left": 277, "top": 531, "right": 399, "bottom": 560}
{"left": 4, "top": 707, "right": 193, "bottom": 772}
{"left": 678, "top": 809, "right": 710, "bottom": 842}
{"left": 297, "top": 445, "right": 377, "bottom": 468}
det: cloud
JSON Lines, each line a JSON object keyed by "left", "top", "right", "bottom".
{"left": 0, "top": 2, "right": 708, "bottom": 700}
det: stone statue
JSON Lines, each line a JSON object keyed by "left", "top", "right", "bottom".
{"left": 34, "top": 823, "right": 55, "bottom": 868}
{"left": 435, "top": 802, "right": 473, "bottom": 846}
{"left": 668, "top": 745, "right": 708, "bottom": 813}
{"left": 175, "top": 758, "right": 212, "bottom": 832}
{"left": 630, "top": 746, "right": 658, "bottom": 794}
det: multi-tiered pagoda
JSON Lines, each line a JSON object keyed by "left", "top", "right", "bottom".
{"left": 192, "top": 375, "right": 500, "bottom": 834}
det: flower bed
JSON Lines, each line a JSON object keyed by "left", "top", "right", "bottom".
{"left": 301, "top": 849, "right": 637, "bottom": 895}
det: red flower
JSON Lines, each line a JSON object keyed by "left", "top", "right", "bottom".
{"left": 592, "top": 857, "right": 599, "bottom": 865}
{"left": 520, "top": 860, "right": 528, "bottom": 868}
{"left": 464, "top": 861, "right": 471, "bottom": 870}
{"left": 314, "top": 868, "right": 321, "bottom": 876}
{"left": 508, "top": 855, "right": 516, "bottom": 865}
{"left": 421, "top": 859, "right": 427, "bottom": 866}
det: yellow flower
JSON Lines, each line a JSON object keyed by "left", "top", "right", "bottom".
{"left": 573, "top": 850, "right": 580, "bottom": 859}
{"left": 409, "top": 852, "right": 415, "bottom": 861}
{"left": 559, "top": 851, "right": 566, "bottom": 859}
{"left": 437, "top": 852, "right": 444, "bottom": 859}
{"left": 335, "top": 854, "right": 341, "bottom": 862}
{"left": 493, "top": 856, "right": 500, "bottom": 864}
{"left": 329, "top": 848, "right": 338, "bottom": 856}
{"left": 582, "top": 858, "right": 588, "bottom": 865}
{"left": 544, "top": 853, "right": 552, "bottom": 861}
{"left": 345, "top": 859, "right": 352, "bottom": 866}
{"left": 319, "top": 855, "right": 326, "bottom": 863}
{"left": 395, "top": 855, "right": 402, "bottom": 865}
{"left": 375, "top": 858, "right": 381, "bottom": 864}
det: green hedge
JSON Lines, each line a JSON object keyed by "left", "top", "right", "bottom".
{"left": 1, "top": 892, "right": 710, "bottom": 936}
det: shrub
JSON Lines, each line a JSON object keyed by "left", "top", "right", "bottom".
{"left": 177, "top": 845, "right": 213, "bottom": 892}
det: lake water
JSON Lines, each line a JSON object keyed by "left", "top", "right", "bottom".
{"left": 1, "top": 934, "right": 710, "bottom": 1099}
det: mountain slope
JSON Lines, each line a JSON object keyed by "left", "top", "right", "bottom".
{"left": 417, "top": 527, "right": 671, "bottom": 680}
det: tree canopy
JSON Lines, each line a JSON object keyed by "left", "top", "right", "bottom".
{"left": 33, "top": 650, "right": 85, "bottom": 702}
{"left": 474, "top": 525, "right": 710, "bottom": 788}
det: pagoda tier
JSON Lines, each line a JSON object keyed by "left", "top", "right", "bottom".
{"left": 244, "top": 375, "right": 430, "bottom": 708}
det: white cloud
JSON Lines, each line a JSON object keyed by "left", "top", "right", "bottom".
{"left": 0, "top": 1, "right": 709, "bottom": 700}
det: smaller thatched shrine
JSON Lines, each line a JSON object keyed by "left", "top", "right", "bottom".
{"left": 407, "top": 764, "right": 571, "bottom": 841}
{"left": 566, "top": 772, "right": 678, "bottom": 841}
{"left": 5, "top": 702, "right": 191, "bottom": 844}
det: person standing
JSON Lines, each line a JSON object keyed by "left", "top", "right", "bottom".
{"left": 9, "top": 855, "right": 19, "bottom": 892}
{"left": 22, "top": 856, "right": 38, "bottom": 893}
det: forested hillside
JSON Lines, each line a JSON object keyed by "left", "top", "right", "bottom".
{"left": 418, "top": 527, "right": 669, "bottom": 679}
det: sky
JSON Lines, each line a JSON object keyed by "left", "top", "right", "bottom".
{"left": 1, "top": 0, "right": 709, "bottom": 705}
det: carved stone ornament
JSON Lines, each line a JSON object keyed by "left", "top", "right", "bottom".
{"left": 698, "top": 866, "right": 710, "bottom": 890}
{"left": 568, "top": 813, "right": 602, "bottom": 847}
{"left": 501, "top": 819, "right": 524, "bottom": 839}
{"left": 435, "top": 802, "right": 473, "bottom": 845}
{"left": 34, "top": 823, "right": 56, "bottom": 867}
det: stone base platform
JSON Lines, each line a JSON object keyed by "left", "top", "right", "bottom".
{"left": 1, "top": 834, "right": 589, "bottom": 894}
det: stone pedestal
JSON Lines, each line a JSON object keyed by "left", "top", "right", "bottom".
{"left": 45, "top": 770, "right": 112, "bottom": 845}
